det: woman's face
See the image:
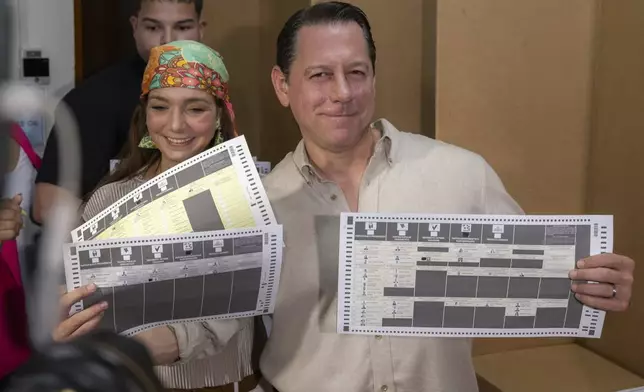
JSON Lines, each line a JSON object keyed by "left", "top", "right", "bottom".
{"left": 146, "top": 88, "right": 219, "bottom": 166}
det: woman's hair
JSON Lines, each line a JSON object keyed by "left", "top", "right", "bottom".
{"left": 81, "top": 96, "right": 235, "bottom": 203}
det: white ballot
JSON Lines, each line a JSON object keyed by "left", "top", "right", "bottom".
{"left": 64, "top": 226, "right": 283, "bottom": 336}
{"left": 71, "top": 135, "right": 276, "bottom": 242}
{"left": 338, "top": 213, "right": 613, "bottom": 338}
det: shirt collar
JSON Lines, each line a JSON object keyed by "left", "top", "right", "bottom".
{"left": 293, "top": 118, "right": 400, "bottom": 183}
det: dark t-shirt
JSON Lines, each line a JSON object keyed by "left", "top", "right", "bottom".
{"left": 36, "top": 55, "right": 146, "bottom": 198}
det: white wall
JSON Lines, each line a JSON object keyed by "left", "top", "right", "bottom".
{"left": 8, "top": 0, "right": 75, "bottom": 141}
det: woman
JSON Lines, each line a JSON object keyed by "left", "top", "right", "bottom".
{"left": 53, "top": 41, "right": 258, "bottom": 391}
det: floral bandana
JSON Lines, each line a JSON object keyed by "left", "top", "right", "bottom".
{"left": 138, "top": 40, "right": 237, "bottom": 148}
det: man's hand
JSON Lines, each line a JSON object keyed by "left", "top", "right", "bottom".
{"left": 570, "top": 253, "right": 635, "bottom": 312}
{"left": 53, "top": 283, "right": 107, "bottom": 342}
{"left": 0, "top": 194, "right": 23, "bottom": 242}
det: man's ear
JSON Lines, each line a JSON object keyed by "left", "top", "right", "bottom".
{"left": 271, "top": 66, "right": 290, "bottom": 108}
{"left": 371, "top": 62, "right": 377, "bottom": 91}
{"left": 130, "top": 15, "right": 138, "bottom": 36}
{"left": 199, "top": 19, "right": 207, "bottom": 40}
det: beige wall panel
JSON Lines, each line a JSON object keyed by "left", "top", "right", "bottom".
{"left": 436, "top": 0, "right": 598, "bottom": 354}
{"left": 202, "top": 0, "right": 308, "bottom": 163}
{"left": 258, "top": 0, "right": 312, "bottom": 164}
{"left": 581, "top": 0, "right": 644, "bottom": 377}
{"left": 436, "top": 0, "right": 596, "bottom": 214}
{"left": 421, "top": 0, "right": 437, "bottom": 137}
{"left": 202, "top": 0, "right": 263, "bottom": 156}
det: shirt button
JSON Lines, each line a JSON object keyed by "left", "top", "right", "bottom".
{"left": 381, "top": 385, "right": 389, "bottom": 392}
{"left": 330, "top": 194, "right": 337, "bottom": 201}
{"left": 375, "top": 335, "right": 382, "bottom": 340}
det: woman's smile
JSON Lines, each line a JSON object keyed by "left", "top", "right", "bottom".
{"left": 164, "top": 136, "right": 195, "bottom": 146}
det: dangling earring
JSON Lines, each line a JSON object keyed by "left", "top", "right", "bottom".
{"left": 139, "top": 134, "right": 158, "bottom": 149}
{"left": 213, "top": 116, "right": 224, "bottom": 145}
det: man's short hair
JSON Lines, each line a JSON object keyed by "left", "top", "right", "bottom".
{"left": 133, "top": 0, "right": 204, "bottom": 18}
{"left": 276, "top": 1, "right": 376, "bottom": 77}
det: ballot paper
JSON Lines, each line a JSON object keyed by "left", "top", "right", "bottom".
{"left": 64, "top": 226, "right": 283, "bottom": 336}
{"left": 65, "top": 135, "right": 281, "bottom": 334}
{"left": 338, "top": 213, "right": 613, "bottom": 338}
{"left": 71, "top": 135, "right": 275, "bottom": 242}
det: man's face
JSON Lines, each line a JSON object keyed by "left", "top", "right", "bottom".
{"left": 272, "top": 23, "right": 376, "bottom": 153}
{"left": 131, "top": 1, "right": 204, "bottom": 60}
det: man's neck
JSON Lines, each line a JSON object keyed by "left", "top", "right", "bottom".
{"left": 304, "top": 127, "right": 379, "bottom": 211}
{"left": 305, "top": 127, "right": 377, "bottom": 184}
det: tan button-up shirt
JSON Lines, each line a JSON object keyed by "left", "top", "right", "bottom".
{"left": 261, "top": 119, "right": 523, "bottom": 392}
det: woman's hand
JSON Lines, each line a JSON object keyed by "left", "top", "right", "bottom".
{"left": 570, "top": 253, "right": 635, "bottom": 312}
{"left": 0, "top": 195, "right": 23, "bottom": 242}
{"left": 52, "top": 283, "right": 107, "bottom": 342}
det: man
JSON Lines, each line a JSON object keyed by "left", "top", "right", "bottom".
{"left": 33, "top": 0, "right": 206, "bottom": 224}
{"left": 260, "top": 2, "right": 635, "bottom": 391}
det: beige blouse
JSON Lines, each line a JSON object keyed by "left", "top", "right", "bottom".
{"left": 82, "top": 176, "right": 255, "bottom": 389}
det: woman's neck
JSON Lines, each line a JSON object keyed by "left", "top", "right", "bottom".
{"left": 145, "top": 157, "right": 179, "bottom": 179}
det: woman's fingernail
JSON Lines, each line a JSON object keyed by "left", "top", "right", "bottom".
{"left": 569, "top": 270, "right": 578, "bottom": 279}
{"left": 577, "top": 259, "right": 585, "bottom": 268}
{"left": 571, "top": 283, "right": 578, "bottom": 292}
{"left": 100, "top": 301, "right": 108, "bottom": 309}
{"left": 88, "top": 283, "right": 97, "bottom": 292}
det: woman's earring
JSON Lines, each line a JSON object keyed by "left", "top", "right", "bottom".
{"left": 215, "top": 117, "right": 222, "bottom": 130}
{"left": 138, "top": 134, "right": 158, "bottom": 149}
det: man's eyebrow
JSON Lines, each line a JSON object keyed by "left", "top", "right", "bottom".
{"left": 141, "top": 17, "right": 196, "bottom": 24}
{"left": 304, "top": 65, "right": 330, "bottom": 75}
{"left": 141, "top": 17, "right": 161, "bottom": 24}
{"left": 303, "top": 62, "right": 369, "bottom": 75}
{"left": 347, "top": 61, "right": 369, "bottom": 68}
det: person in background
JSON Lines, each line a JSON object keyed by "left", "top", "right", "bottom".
{"left": 259, "top": 2, "right": 636, "bottom": 391}
{"left": 0, "top": 194, "right": 28, "bottom": 383}
{"left": 0, "top": 123, "right": 42, "bottom": 381}
{"left": 52, "top": 41, "right": 259, "bottom": 392}
{"left": 3, "top": 124, "right": 41, "bottom": 263}
{"left": 33, "top": 0, "right": 206, "bottom": 225}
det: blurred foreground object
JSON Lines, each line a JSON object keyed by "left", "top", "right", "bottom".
{"left": 0, "top": 3, "right": 161, "bottom": 389}
{"left": 0, "top": 0, "right": 11, "bottom": 189}
{"left": 4, "top": 331, "right": 164, "bottom": 392}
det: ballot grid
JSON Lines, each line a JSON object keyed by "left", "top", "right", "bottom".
{"left": 338, "top": 214, "right": 611, "bottom": 338}
{"left": 65, "top": 227, "right": 282, "bottom": 336}
{"left": 72, "top": 135, "right": 274, "bottom": 243}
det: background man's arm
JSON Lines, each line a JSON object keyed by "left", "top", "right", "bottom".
{"left": 33, "top": 120, "right": 82, "bottom": 224}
